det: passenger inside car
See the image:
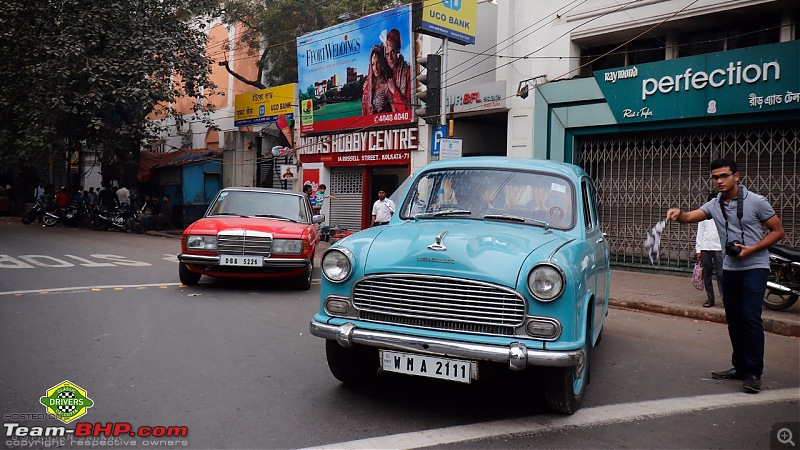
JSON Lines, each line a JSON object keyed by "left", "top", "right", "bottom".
{"left": 432, "top": 176, "right": 458, "bottom": 210}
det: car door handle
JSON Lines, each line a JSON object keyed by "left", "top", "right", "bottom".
{"left": 596, "top": 237, "right": 604, "bottom": 243}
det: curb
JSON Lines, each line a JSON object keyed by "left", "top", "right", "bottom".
{"left": 609, "top": 298, "right": 800, "bottom": 338}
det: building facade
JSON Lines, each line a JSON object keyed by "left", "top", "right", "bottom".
{"left": 417, "top": 0, "right": 799, "bottom": 271}
{"left": 154, "top": 0, "right": 799, "bottom": 272}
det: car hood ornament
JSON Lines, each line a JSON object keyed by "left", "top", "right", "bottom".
{"left": 428, "top": 231, "right": 448, "bottom": 251}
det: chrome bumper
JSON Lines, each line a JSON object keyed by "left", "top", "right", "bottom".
{"left": 309, "top": 321, "right": 583, "bottom": 371}
{"left": 177, "top": 253, "right": 310, "bottom": 268}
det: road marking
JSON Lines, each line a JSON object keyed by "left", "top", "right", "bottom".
{"left": 304, "top": 388, "right": 800, "bottom": 450}
{"left": 0, "top": 283, "right": 182, "bottom": 297}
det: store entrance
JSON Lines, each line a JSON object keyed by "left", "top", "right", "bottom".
{"left": 368, "top": 166, "right": 408, "bottom": 224}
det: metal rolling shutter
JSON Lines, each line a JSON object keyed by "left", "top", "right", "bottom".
{"left": 330, "top": 168, "right": 364, "bottom": 232}
{"left": 578, "top": 124, "right": 799, "bottom": 271}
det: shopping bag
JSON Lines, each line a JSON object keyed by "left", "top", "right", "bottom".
{"left": 692, "top": 262, "right": 704, "bottom": 290}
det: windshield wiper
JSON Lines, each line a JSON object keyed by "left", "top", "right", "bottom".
{"left": 483, "top": 214, "right": 551, "bottom": 229}
{"left": 253, "top": 214, "right": 296, "bottom": 222}
{"left": 210, "top": 212, "right": 249, "bottom": 217}
{"left": 414, "top": 209, "right": 472, "bottom": 219}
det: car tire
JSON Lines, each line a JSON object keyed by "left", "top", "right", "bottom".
{"left": 179, "top": 263, "right": 201, "bottom": 286}
{"left": 544, "top": 318, "right": 590, "bottom": 415}
{"left": 295, "top": 262, "right": 313, "bottom": 290}
{"left": 325, "top": 339, "right": 378, "bottom": 385}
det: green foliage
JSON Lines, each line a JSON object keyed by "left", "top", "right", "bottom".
{"left": 219, "top": 0, "right": 404, "bottom": 88}
{"left": 0, "top": 0, "right": 222, "bottom": 184}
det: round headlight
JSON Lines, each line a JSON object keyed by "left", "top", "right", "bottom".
{"left": 322, "top": 249, "right": 353, "bottom": 282}
{"left": 527, "top": 264, "right": 565, "bottom": 301}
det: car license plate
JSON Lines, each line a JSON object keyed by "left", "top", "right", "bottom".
{"left": 219, "top": 255, "right": 262, "bottom": 266}
{"left": 380, "top": 350, "right": 477, "bottom": 384}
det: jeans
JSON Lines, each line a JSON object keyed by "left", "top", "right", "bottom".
{"left": 701, "top": 250, "right": 724, "bottom": 304}
{"left": 721, "top": 268, "right": 769, "bottom": 378}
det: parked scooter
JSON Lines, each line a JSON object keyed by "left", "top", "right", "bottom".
{"left": 763, "top": 244, "right": 800, "bottom": 311}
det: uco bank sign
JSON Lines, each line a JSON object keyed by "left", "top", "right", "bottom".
{"left": 594, "top": 40, "right": 800, "bottom": 123}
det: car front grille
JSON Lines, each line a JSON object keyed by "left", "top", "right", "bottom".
{"left": 217, "top": 234, "right": 272, "bottom": 256}
{"left": 353, "top": 275, "right": 526, "bottom": 336}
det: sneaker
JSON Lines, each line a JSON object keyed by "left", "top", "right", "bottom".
{"left": 743, "top": 375, "right": 761, "bottom": 393}
{"left": 711, "top": 368, "right": 745, "bottom": 380}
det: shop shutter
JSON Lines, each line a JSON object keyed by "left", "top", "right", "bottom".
{"left": 330, "top": 168, "right": 364, "bottom": 232}
{"left": 577, "top": 123, "right": 799, "bottom": 271}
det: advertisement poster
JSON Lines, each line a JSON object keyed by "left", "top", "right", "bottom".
{"left": 297, "top": 5, "right": 414, "bottom": 134}
{"left": 279, "top": 165, "right": 297, "bottom": 180}
{"left": 303, "top": 168, "right": 320, "bottom": 195}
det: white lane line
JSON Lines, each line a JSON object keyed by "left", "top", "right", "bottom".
{"left": 0, "top": 283, "right": 183, "bottom": 296}
{"left": 304, "top": 388, "right": 800, "bottom": 450}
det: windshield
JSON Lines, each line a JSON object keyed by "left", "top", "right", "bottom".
{"left": 399, "top": 168, "right": 575, "bottom": 229}
{"left": 206, "top": 190, "right": 309, "bottom": 223}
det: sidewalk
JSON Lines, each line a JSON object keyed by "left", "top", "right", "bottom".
{"left": 152, "top": 230, "right": 800, "bottom": 337}
{"left": 610, "top": 269, "right": 800, "bottom": 337}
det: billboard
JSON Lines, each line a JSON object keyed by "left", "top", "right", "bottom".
{"left": 297, "top": 5, "right": 414, "bottom": 134}
{"left": 412, "top": 0, "right": 477, "bottom": 46}
{"left": 234, "top": 84, "right": 296, "bottom": 127}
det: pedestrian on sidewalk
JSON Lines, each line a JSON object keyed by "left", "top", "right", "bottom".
{"left": 370, "top": 188, "right": 395, "bottom": 227}
{"left": 667, "top": 157, "right": 784, "bottom": 394}
{"left": 696, "top": 192, "right": 724, "bottom": 308}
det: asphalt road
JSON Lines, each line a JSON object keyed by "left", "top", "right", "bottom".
{"left": 1, "top": 219, "right": 798, "bottom": 449}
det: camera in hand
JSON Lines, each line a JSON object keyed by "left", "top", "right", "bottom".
{"left": 725, "top": 240, "right": 743, "bottom": 256}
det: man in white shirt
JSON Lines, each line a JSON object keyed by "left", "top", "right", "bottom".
{"left": 116, "top": 185, "right": 131, "bottom": 206}
{"left": 370, "top": 189, "right": 395, "bottom": 226}
{"left": 695, "top": 193, "right": 724, "bottom": 308}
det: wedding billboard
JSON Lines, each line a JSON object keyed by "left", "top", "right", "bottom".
{"left": 297, "top": 5, "right": 414, "bottom": 134}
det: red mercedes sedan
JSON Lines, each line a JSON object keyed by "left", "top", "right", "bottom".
{"left": 178, "top": 187, "right": 323, "bottom": 289}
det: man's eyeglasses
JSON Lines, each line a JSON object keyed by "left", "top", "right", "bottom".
{"left": 710, "top": 173, "right": 734, "bottom": 181}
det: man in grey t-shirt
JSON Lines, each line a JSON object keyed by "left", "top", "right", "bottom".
{"left": 666, "top": 158, "right": 784, "bottom": 394}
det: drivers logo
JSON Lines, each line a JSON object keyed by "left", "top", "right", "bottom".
{"left": 39, "top": 380, "right": 94, "bottom": 424}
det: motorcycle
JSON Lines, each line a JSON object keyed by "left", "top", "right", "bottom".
{"left": 763, "top": 244, "right": 800, "bottom": 311}
{"left": 90, "top": 205, "right": 143, "bottom": 234}
{"left": 21, "top": 198, "right": 50, "bottom": 224}
{"left": 62, "top": 203, "right": 92, "bottom": 227}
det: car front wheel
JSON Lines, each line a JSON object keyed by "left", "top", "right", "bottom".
{"left": 325, "top": 340, "right": 378, "bottom": 385}
{"left": 295, "top": 262, "right": 313, "bottom": 290}
{"left": 179, "top": 263, "right": 201, "bottom": 286}
{"left": 544, "top": 320, "right": 591, "bottom": 415}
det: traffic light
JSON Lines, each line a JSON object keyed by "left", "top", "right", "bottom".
{"left": 416, "top": 54, "right": 441, "bottom": 125}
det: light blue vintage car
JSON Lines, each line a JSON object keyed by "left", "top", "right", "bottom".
{"left": 309, "top": 157, "right": 610, "bottom": 414}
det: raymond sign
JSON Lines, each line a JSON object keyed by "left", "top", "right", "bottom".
{"left": 594, "top": 40, "right": 800, "bottom": 124}
{"left": 234, "top": 83, "right": 296, "bottom": 127}
{"left": 412, "top": 0, "right": 477, "bottom": 46}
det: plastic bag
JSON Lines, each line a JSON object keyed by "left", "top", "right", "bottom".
{"left": 692, "top": 262, "right": 704, "bottom": 290}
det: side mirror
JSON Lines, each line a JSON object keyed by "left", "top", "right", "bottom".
{"left": 313, "top": 214, "right": 325, "bottom": 224}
